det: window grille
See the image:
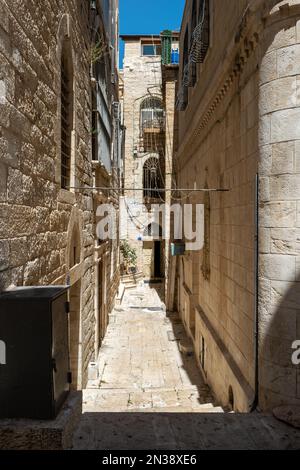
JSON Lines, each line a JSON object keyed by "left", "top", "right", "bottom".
{"left": 192, "top": 0, "right": 210, "bottom": 64}
{"left": 176, "top": 28, "right": 189, "bottom": 111}
{"left": 176, "top": 0, "right": 210, "bottom": 110}
{"left": 92, "top": 92, "right": 98, "bottom": 162}
{"left": 140, "top": 97, "right": 164, "bottom": 130}
{"left": 190, "top": 0, "right": 198, "bottom": 86}
{"left": 143, "top": 157, "right": 164, "bottom": 200}
{"left": 61, "top": 49, "right": 73, "bottom": 189}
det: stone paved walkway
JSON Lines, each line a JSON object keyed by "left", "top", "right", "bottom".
{"left": 73, "top": 284, "right": 300, "bottom": 450}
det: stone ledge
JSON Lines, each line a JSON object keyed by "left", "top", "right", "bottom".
{"left": 0, "top": 391, "right": 82, "bottom": 450}
{"left": 273, "top": 405, "right": 300, "bottom": 429}
{"left": 57, "top": 189, "right": 76, "bottom": 205}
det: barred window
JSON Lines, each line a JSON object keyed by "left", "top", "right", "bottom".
{"left": 140, "top": 97, "right": 164, "bottom": 130}
{"left": 143, "top": 157, "right": 164, "bottom": 200}
{"left": 180, "top": 27, "right": 189, "bottom": 109}
{"left": 198, "top": 0, "right": 210, "bottom": 62}
{"left": 61, "top": 41, "right": 74, "bottom": 190}
{"left": 189, "top": 0, "right": 210, "bottom": 67}
{"left": 190, "top": 0, "right": 198, "bottom": 86}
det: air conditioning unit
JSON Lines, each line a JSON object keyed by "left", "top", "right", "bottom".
{"left": 171, "top": 242, "right": 186, "bottom": 256}
{"left": 113, "top": 101, "right": 120, "bottom": 120}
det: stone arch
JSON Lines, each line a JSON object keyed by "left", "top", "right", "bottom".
{"left": 65, "top": 207, "right": 83, "bottom": 389}
{"left": 140, "top": 95, "right": 163, "bottom": 111}
{"left": 143, "top": 222, "right": 163, "bottom": 239}
{"left": 55, "top": 14, "right": 77, "bottom": 189}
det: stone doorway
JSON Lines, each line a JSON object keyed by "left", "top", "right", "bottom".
{"left": 154, "top": 240, "right": 162, "bottom": 278}
{"left": 69, "top": 280, "right": 82, "bottom": 390}
{"left": 99, "top": 260, "right": 107, "bottom": 344}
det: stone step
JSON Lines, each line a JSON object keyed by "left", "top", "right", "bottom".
{"left": 82, "top": 393, "right": 224, "bottom": 413}
{"left": 122, "top": 280, "right": 138, "bottom": 286}
{"left": 124, "top": 284, "right": 137, "bottom": 290}
{"left": 121, "top": 272, "right": 144, "bottom": 282}
{"left": 146, "top": 405, "right": 225, "bottom": 413}
{"left": 196, "top": 404, "right": 224, "bottom": 413}
{"left": 179, "top": 338, "right": 194, "bottom": 355}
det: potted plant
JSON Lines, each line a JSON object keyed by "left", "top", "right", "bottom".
{"left": 120, "top": 241, "right": 137, "bottom": 274}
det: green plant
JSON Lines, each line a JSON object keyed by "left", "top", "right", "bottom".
{"left": 90, "top": 39, "right": 109, "bottom": 65}
{"left": 120, "top": 241, "right": 137, "bottom": 266}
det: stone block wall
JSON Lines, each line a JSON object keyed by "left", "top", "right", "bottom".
{"left": 122, "top": 38, "right": 164, "bottom": 276}
{"left": 0, "top": 0, "right": 119, "bottom": 389}
{"left": 258, "top": 0, "right": 300, "bottom": 410}
{"left": 174, "top": 0, "right": 300, "bottom": 411}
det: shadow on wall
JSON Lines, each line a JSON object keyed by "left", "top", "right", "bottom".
{"left": 259, "top": 275, "right": 300, "bottom": 410}
{"left": 257, "top": 3, "right": 300, "bottom": 410}
{"left": 163, "top": 2, "right": 300, "bottom": 413}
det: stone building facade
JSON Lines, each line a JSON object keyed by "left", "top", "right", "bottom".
{"left": 171, "top": 0, "right": 300, "bottom": 412}
{"left": 121, "top": 33, "right": 179, "bottom": 284}
{"left": 0, "top": 0, "right": 121, "bottom": 389}
{"left": 161, "top": 62, "right": 179, "bottom": 304}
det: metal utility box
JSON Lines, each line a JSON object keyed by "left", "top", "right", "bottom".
{"left": 0, "top": 286, "right": 70, "bottom": 420}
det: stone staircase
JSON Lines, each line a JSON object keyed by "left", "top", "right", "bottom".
{"left": 81, "top": 386, "right": 224, "bottom": 414}
{"left": 121, "top": 271, "right": 144, "bottom": 290}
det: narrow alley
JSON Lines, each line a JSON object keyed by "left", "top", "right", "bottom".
{"left": 73, "top": 285, "right": 300, "bottom": 450}
{"left": 1, "top": 0, "right": 300, "bottom": 455}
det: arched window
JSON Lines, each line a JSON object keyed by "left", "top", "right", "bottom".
{"left": 144, "top": 223, "right": 162, "bottom": 238}
{"left": 140, "top": 97, "right": 164, "bottom": 130}
{"left": 61, "top": 39, "right": 74, "bottom": 189}
{"left": 143, "top": 157, "right": 164, "bottom": 200}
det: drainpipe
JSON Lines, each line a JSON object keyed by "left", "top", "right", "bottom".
{"left": 250, "top": 173, "right": 259, "bottom": 412}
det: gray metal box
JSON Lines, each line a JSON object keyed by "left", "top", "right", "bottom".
{"left": 0, "top": 286, "right": 70, "bottom": 420}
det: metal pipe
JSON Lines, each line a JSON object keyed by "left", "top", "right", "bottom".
{"left": 66, "top": 186, "right": 230, "bottom": 192}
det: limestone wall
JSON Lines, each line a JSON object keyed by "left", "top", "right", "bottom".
{"left": 122, "top": 38, "right": 163, "bottom": 276}
{"left": 0, "top": 0, "right": 119, "bottom": 388}
{"left": 175, "top": 0, "right": 300, "bottom": 411}
{"left": 258, "top": 0, "right": 300, "bottom": 409}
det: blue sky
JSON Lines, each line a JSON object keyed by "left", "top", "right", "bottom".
{"left": 119, "top": 0, "right": 185, "bottom": 68}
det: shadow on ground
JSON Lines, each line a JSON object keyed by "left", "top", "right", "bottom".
{"left": 73, "top": 410, "right": 300, "bottom": 450}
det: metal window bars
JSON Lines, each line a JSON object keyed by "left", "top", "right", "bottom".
{"left": 143, "top": 157, "right": 164, "bottom": 201}
{"left": 61, "top": 58, "right": 71, "bottom": 190}
{"left": 176, "top": 0, "right": 210, "bottom": 110}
